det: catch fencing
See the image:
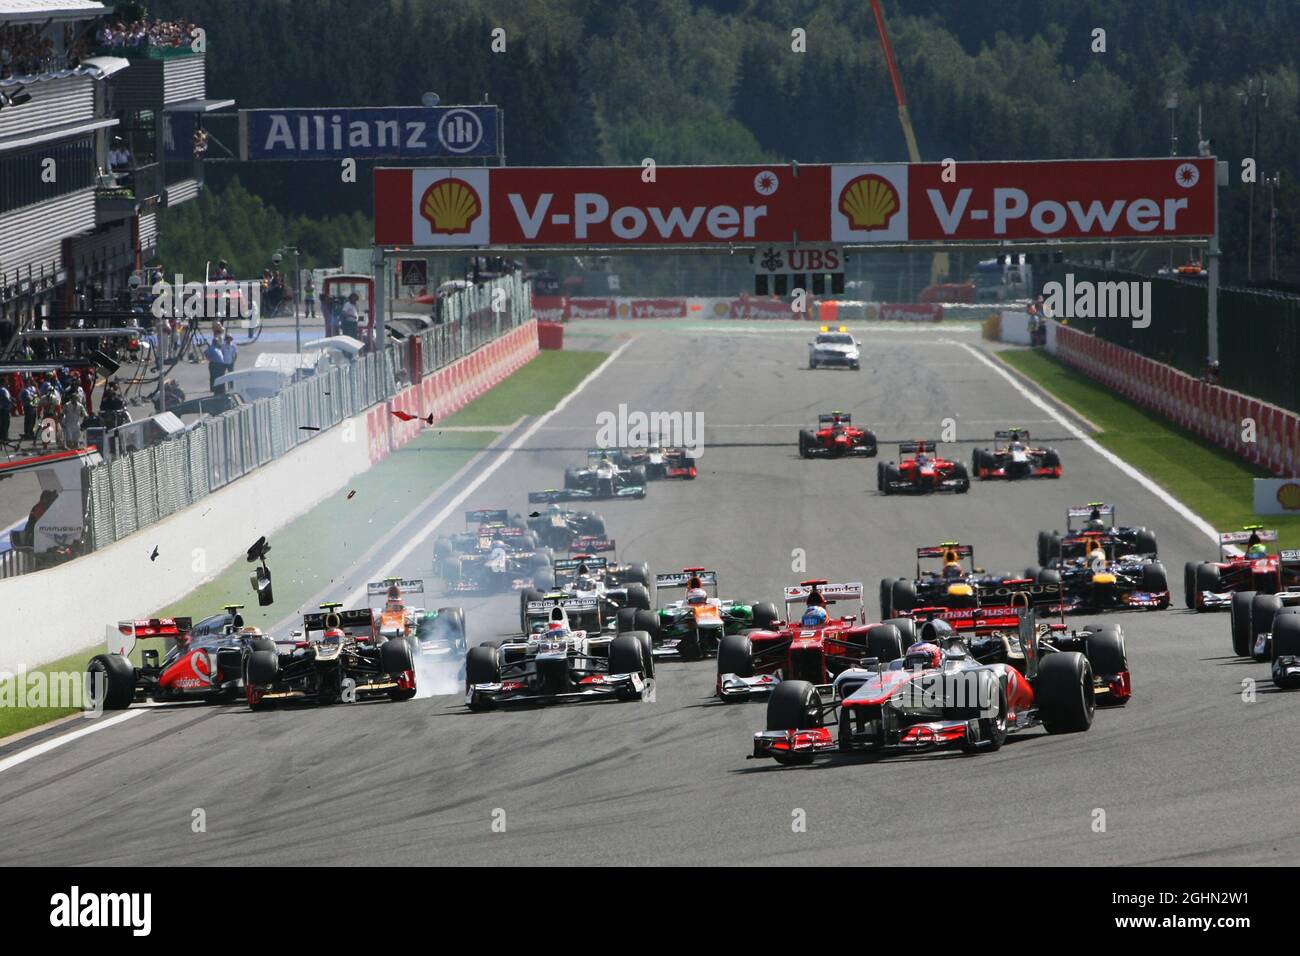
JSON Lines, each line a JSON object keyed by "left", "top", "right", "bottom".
{"left": 85, "top": 274, "right": 530, "bottom": 550}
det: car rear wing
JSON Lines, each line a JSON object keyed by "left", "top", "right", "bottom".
{"left": 898, "top": 441, "right": 936, "bottom": 454}
{"left": 526, "top": 597, "right": 599, "bottom": 615}
{"left": 302, "top": 607, "right": 374, "bottom": 634}
{"left": 818, "top": 412, "right": 851, "bottom": 425}
{"left": 570, "top": 535, "right": 615, "bottom": 553}
{"left": 465, "top": 508, "right": 508, "bottom": 527}
{"left": 1281, "top": 550, "right": 1300, "bottom": 565}
{"left": 973, "top": 579, "right": 1062, "bottom": 609}
{"left": 1066, "top": 502, "right": 1115, "bottom": 531}
{"left": 1219, "top": 529, "right": 1277, "bottom": 545}
{"left": 529, "top": 488, "right": 581, "bottom": 503}
{"left": 106, "top": 617, "right": 193, "bottom": 656}
{"left": 555, "top": 556, "right": 608, "bottom": 572}
{"left": 656, "top": 570, "right": 718, "bottom": 588}
{"left": 366, "top": 579, "right": 423, "bottom": 596}
{"left": 994, "top": 429, "right": 1030, "bottom": 441}
{"left": 916, "top": 544, "right": 974, "bottom": 559}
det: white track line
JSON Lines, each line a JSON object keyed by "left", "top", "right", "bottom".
{"left": 341, "top": 339, "right": 635, "bottom": 606}
{"left": 961, "top": 344, "right": 1218, "bottom": 544}
{"left": 0, "top": 710, "right": 146, "bottom": 775}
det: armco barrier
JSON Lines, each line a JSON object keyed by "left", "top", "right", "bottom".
{"left": 1049, "top": 321, "right": 1300, "bottom": 477}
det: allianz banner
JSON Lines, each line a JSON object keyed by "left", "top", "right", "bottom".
{"left": 241, "top": 106, "right": 499, "bottom": 160}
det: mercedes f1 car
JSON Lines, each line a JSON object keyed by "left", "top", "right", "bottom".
{"left": 87, "top": 605, "right": 263, "bottom": 710}
{"left": 621, "top": 568, "right": 780, "bottom": 660}
{"left": 798, "top": 411, "right": 877, "bottom": 459}
{"left": 1036, "top": 503, "right": 1158, "bottom": 567}
{"left": 751, "top": 606, "right": 1128, "bottom": 765}
{"left": 608, "top": 443, "right": 698, "bottom": 480}
{"left": 242, "top": 603, "right": 416, "bottom": 710}
{"left": 807, "top": 326, "right": 861, "bottom": 370}
{"left": 465, "top": 599, "right": 654, "bottom": 709}
{"left": 530, "top": 450, "right": 648, "bottom": 502}
{"left": 367, "top": 578, "right": 467, "bottom": 660}
{"left": 879, "top": 543, "right": 1063, "bottom": 617}
{"left": 877, "top": 441, "right": 970, "bottom": 495}
{"left": 971, "top": 428, "right": 1061, "bottom": 480}
{"left": 716, "top": 581, "right": 913, "bottom": 701}
{"left": 1185, "top": 526, "right": 1300, "bottom": 611}
{"left": 518, "top": 555, "right": 651, "bottom": 632}
{"left": 525, "top": 504, "right": 613, "bottom": 553}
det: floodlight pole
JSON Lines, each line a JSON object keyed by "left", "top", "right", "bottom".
{"left": 1207, "top": 160, "right": 1223, "bottom": 364}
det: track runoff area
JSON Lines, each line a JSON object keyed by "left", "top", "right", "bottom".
{"left": 3, "top": 159, "right": 1271, "bottom": 916}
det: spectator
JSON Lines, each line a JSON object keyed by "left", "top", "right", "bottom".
{"left": 215, "top": 259, "right": 231, "bottom": 281}
{"left": 100, "top": 381, "right": 128, "bottom": 427}
{"left": 205, "top": 338, "right": 228, "bottom": 393}
{"left": 1202, "top": 358, "right": 1221, "bottom": 386}
{"left": 221, "top": 334, "right": 237, "bottom": 372}
{"left": 162, "top": 378, "right": 186, "bottom": 410}
{"left": 303, "top": 274, "right": 317, "bottom": 319}
{"left": 0, "top": 381, "right": 10, "bottom": 448}
{"left": 20, "top": 379, "right": 38, "bottom": 440}
{"left": 340, "top": 293, "right": 361, "bottom": 340}
{"left": 61, "top": 390, "right": 87, "bottom": 449}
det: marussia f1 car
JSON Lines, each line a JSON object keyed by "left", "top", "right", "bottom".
{"left": 243, "top": 603, "right": 416, "bottom": 710}
{"left": 1036, "top": 503, "right": 1158, "bottom": 567}
{"left": 798, "top": 411, "right": 877, "bottom": 459}
{"left": 87, "top": 604, "right": 263, "bottom": 710}
{"left": 465, "top": 598, "right": 654, "bottom": 709}
{"left": 807, "top": 325, "right": 861, "bottom": 370}
{"left": 608, "top": 443, "right": 698, "bottom": 480}
{"left": 971, "top": 427, "right": 1061, "bottom": 480}
{"left": 879, "top": 543, "right": 1064, "bottom": 617}
{"left": 751, "top": 606, "right": 1129, "bottom": 765}
{"left": 1185, "top": 526, "right": 1300, "bottom": 611}
{"left": 367, "top": 578, "right": 467, "bottom": 660}
{"left": 1227, "top": 588, "right": 1300, "bottom": 684}
{"left": 525, "top": 504, "right": 613, "bottom": 553}
{"left": 528, "top": 450, "right": 649, "bottom": 503}
{"left": 716, "top": 581, "right": 914, "bottom": 701}
{"left": 517, "top": 555, "right": 651, "bottom": 632}
{"left": 877, "top": 441, "right": 970, "bottom": 495}
{"left": 622, "top": 568, "right": 780, "bottom": 660}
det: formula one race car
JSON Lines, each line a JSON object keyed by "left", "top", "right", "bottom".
{"left": 87, "top": 605, "right": 264, "bottom": 710}
{"left": 608, "top": 443, "right": 698, "bottom": 480}
{"left": 367, "top": 578, "right": 467, "bottom": 659}
{"left": 525, "top": 504, "right": 613, "bottom": 552}
{"left": 561, "top": 449, "right": 649, "bottom": 499}
{"left": 1226, "top": 588, "right": 1300, "bottom": 684}
{"left": 807, "top": 326, "right": 861, "bottom": 370}
{"left": 798, "top": 411, "right": 877, "bottom": 459}
{"left": 465, "top": 600, "right": 654, "bottom": 709}
{"left": 517, "top": 555, "right": 651, "bottom": 632}
{"left": 715, "top": 581, "right": 913, "bottom": 701}
{"left": 1185, "top": 527, "right": 1300, "bottom": 611}
{"left": 877, "top": 441, "right": 970, "bottom": 495}
{"left": 434, "top": 509, "right": 554, "bottom": 578}
{"left": 1036, "top": 503, "right": 1158, "bottom": 567}
{"left": 751, "top": 606, "right": 1127, "bottom": 765}
{"left": 971, "top": 428, "right": 1061, "bottom": 480}
{"left": 1036, "top": 534, "right": 1170, "bottom": 613}
{"left": 623, "top": 568, "right": 781, "bottom": 660}
{"left": 879, "top": 543, "right": 1063, "bottom": 617}
{"left": 242, "top": 604, "right": 416, "bottom": 710}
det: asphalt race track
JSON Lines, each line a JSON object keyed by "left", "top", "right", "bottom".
{"left": 1, "top": 322, "right": 1292, "bottom": 867}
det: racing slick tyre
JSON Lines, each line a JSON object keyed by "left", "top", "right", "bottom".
{"left": 890, "top": 579, "right": 918, "bottom": 614}
{"left": 519, "top": 587, "right": 546, "bottom": 632}
{"left": 1231, "top": 590, "right": 1257, "bottom": 657}
{"left": 586, "top": 514, "right": 607, "bottom": 537}
{"left": 435, "top": 607, "right": 468, "bottom": 651}
{"left": 1036, "top": 652, "right": 1096, "bottom": 734}
{"left": 1037, "top": 531, "right": 1062, "bottom": 567}
{"left": 972, "top": 448, "right": 991, "bottom": 479}
{"left": 766, "top": 681, "right": 821, "bottom": 765}
{"left": 465, "top": 645, "right": 500, "bottom": 710}
{"left": 623, "top": 583, "right": 651, "bottom": 611}
{"left": 864, "top": 624, "right": 904, "bottom": 664}
{"left": 620, "top": 561, "right": 651, "bottom": 588}
{"left": 1250, "top": 594, "right": 1282, "bottom": 661}
{"left": 798, "top": 429, "right": 815, "bottom": 459}
{"left": 1041, "top": 448, "right": 1062, "bottom": 474}
{"left": 382, "top": 638, "right": 418, "bottom": 701}
{"left": 564, "top": 467, "right": 582, "bottom": 490}
{"left": 885, "top": 617, "right": 917, "bottom": 647}
{"left": 1183, "top": 561, "right": 1199, "bottom": 608}
{"left": 244, "top": 650, "right": 279, "bottom": 711}
{"left": 1194, "top": 563, "right": 1221, "bottom": 612}
{"left": 879, "top": 578, "right": 901, "bottom": 618}
{"left": 1270, "top": 614, "right": 1300, "bottom": 663}
{"left": 961, "top": 675, "right": 1008, "bottom": 754}
{"left": 1036, "top": 568, "right": 1062, "bottom": 587}
{"left": 433, "top": 537, "right": 453, "bottom": 563}
{"left": 881, "top": 463, "right": 901, "bottom": 495}
{"left": 952, "top": 462, "right": 970, "bottom": 493}
{"left": 621, "top": 630, "right": 656, "bottom": 679}
{"left": 616, "top": 607, "right": 659, "bottom": 641}
{"left": 1140, "top": 562, "right": 1169, "bottom": 597}
{"left": 716, "top": 633, "right": 754, "bottom": 701}
{"left": 751, "top": 602, "right": 780, "bottom": 629}
{"left": 1135, "top": 529, "right": 1159, "bottom": 556}
{"left": 629, "top": 465, "right": 648, "bottom": 487}
{"left": 1084, "top": 626, "right": 1128, "bottom": 707}
{"left": 607, "top": 633, "right": 647, "bottom": 687}
{"left": 86, "top": 654, "right": 136, "bottom": 711}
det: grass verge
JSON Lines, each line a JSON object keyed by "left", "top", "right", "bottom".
{"left": 440, "top": 350, "right": 606, "bottom": 428}
{"left": 998, "top": 348, "right": 1300, "bottom": 547}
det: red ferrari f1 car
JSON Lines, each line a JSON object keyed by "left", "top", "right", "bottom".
{"left": 877, "top": 441, "right": 970, "bottom": 495}
{"left": 1185, "top": 526, "right": 1300, "bottom": 611}
{"left": 798, "top": 411, "right": 877, "bottom": 458}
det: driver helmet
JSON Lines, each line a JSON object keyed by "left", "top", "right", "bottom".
{"left": 491, "top": 538, "right": 507, "bottom": 551}
{"left": 386, "top": 584, "right": 402, "bottom": 600}
{"left": 547, "top": 504, "right": 562, "bottom": 516}
{"left": 238, "top": 625, "right": 263, "bottom": 638}
{"left": 576, "top": 574, "right": 595, "bottom": 590}
{"left": 686, "top": 587, "right": 708, "bottom": 605}
{"left": 904, "top": 641, "right": 943, "bottom": 671}
{"left": 1009, "top": 441, "right": 1024, "bottom": 452}
{"left": 801, "top": 605, "right": 829, "bottom": 628}
{"left": 545, "top": 620, "right": 568, "bottom": 638}
{"left": 1247, "top": 543, "right": 1268, "bottom": 559}
{"left": 943, "top": 561, "right": 964, "bottom": 579}
{"left": 323, "top": 627, "right": 346, "bottom": 641}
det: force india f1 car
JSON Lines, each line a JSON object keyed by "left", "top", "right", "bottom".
{"left": 367, "top": 578, "right": 467, "bottom": 660}
{"left": 798, "top": 411, "right": 877, "bottom": 459}
{"left": 877, "top": 441, "right": 970, "bottom": 495}
{"left": 1227, "top": 587, "right": 1300, "bottom": 685}
{"left": 465, "top": 599, "right": 654, "bottom": 709}
{"left": 623, "top": 568, "right": 781, "bottom": 660}
{"left": 1185, "top": 526, "right": 1300, "bottom": 611}
{"left": 87, "top": 605, "right": 264, "bottom": 710}
{"left": 971, "top": 428, "right": 1062, "bottom": 480}
{"left": 242, "top": 604, "right": 417, "bottom": 710}
{"left": 751, "top": 606, "right": 1130, "bottom": 765}
{"left": 1036, "top": 503, "right": 1158, "bottom": 567}
{"left": 716, "top": 581, "right": 915, "bottom": 701}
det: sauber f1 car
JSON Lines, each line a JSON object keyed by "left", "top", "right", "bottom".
{"left": 242, "top": 603, "right": 416, "bottom": 710}
{"left": 798, "top": 411, "right": 877, "bottom": 459}
{"left": 879, "top": 543, "right": 1063, "bottom": 617}
{"left": 608, "top": 443, "right": 698, "bottom": 480}
{"left": 626, "top": 568, "right": 780, "bottom": 660}
{"left": 1037, "top": 503, "right": 1158, "bottom": 567}
{"left": 525, "top": 504, "right": 614, "bottom": 553}
{"left": 465, "top": 599, "right": 653, "bottom": 709}
{"left": 716, "top": 581, "right": 913, "bottom": 701}
{"left": 877, "top": 441, "right": 970, "bottom": 495}
{"left": 1185, "top": 526, "right": 1300, "bottom": 611}
{"left": 971, "top": 428, "right": 1061, "bottom": 480}
{"left": 751, "top": 607, "right": 1128, "bottom": 765}
{"left": 87, "top": 605, "right": 263, "bottom": 710}
{"left": 367, "top": 578, "right": 467, "bottom": 660}
{"left": 517, "top": 555, "right": 652, "bottom": 632}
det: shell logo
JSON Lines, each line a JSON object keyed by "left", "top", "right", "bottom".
{"left": 420, "top": 179, "right": 482, "bottom": 234}
{"left": 1276, "top": 483, "right": 1300, "bottom": 510}
{"left": 837, "top": 174, "right": 900, "bottom": 231}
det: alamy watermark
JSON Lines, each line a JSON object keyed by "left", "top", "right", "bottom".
{"left": 1041, "top": 273, "right": 1151, "bottom": 329}
{"left": 595, "top": 403, "right": 705, "bottom": 458}
{"left": 150, "top": 275, "right": 259, "bottom": 326}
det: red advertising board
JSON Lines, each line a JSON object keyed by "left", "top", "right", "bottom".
{"left": 878, "top": 302, "right": 943, "bottom": 322}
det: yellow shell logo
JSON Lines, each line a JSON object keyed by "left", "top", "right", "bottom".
{"left": 420, "top": 179, "right": 481, "bottom": 234}
{"left": 1276, "top": 483, "right": 1300, "bottom": 510}
{"left": 838, "top": 174, "right": 900, "bottom": 231}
